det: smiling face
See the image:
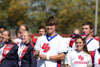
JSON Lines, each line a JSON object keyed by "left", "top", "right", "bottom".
{"left": 19, "top": 25, "right": 26, "bottom": 34}
{"left": 46, "top": 25, "right": 56, "bottom": 36}
{"left": 2, "top": 31, "right": 10, "bottom": 43}
{"left": 75, "top": 38, "right": 85, "bottom": 51}
{"left": 22, "top": 31, "right": 30, "bottom": 44}
{"left": 45, "top": 16, "right": 58, "bottom": 36}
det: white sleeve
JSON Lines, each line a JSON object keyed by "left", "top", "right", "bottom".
{"left": 63, "top": 38, "right": 71, "bottom": 47}
{"left": 65, "top": 52, "right": 72, "bottom": 66}
{"left": 58, "top": 38, "right": 68, "bottom": 53}
{"left": 63, "top": 38, "right": 72, "bottom": 53}
{"left": 87, "top": 55, "right": 92, "bottom": 66}
{"left": 34, "top": 38, "right": 41, "bottom": 50}
{"left": 95, "top": 41, "right": 99, "bottom": 50}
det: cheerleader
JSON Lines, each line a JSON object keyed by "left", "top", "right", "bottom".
{"left": 18, "top": 31, "right": 36, "bottom": 67}
{"left": 65, "top": 36, "right": 92, "bottom": 67}
{"left": 90, "top": 47, "right": 100, "bottom": 67}
{"left": 0, "top": 30, "right": 18, "bottom": 67}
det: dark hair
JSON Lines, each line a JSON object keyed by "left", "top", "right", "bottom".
{"left": 93, "top": 35, "right": 99, "bottom": 38}
{"left": 75, "top": 35, "right": 89, "bottom": 54}
{"left": 0, "top": 26, "right": 6, "bottom": 29}
{"left": 15, "top": 28, "right": 19, "bottom": 35}
{"left": 82, "top": 21, "right": 94, "bottom": 30}
{"left": 46, "top": 16, "right": 58, "bottom": 26}
{"left": 38, "top": 26, "right": 46, "bottom": 32}
{"left": 38, "top": 26, "right": 45, "bottom": 30}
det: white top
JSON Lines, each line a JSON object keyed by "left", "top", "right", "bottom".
{"left": 35, "top": 34, "right": 68, "bottom": 67}
{"left": 63, "top": 37, "right": 74, "bottom": 53}
{"left": 72, "top": 37, "right": 99, "bottom": 51}
{"left": 86, "top": 38, "right": 99, "bottom": 51}
{"left": 14, "top": 38, "right": 22, "bottom": 45}
{"left": 0, "top": 45, "right": 6, "bottom": 59}
{"left": 18, "top": 42, "right": 26, "bottom": 57}
{"left": 17, "top": 42, "right": 26, "bottom": 66}
{"left": 94, "top": 49, "right": 100, "bottom": 67}
{"left": 65, "top": 50, "right": 92, "bottom": 67}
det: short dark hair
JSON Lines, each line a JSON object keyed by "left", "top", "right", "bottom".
{"left": 46, "top": 16, "right": 58, "bottom": 26}
{"left": 0, "top": 26, "right": 6, "bottom": 29}
{"left": 38, "top": 26, "right": 45, "bottom": 30}
{"left": 38, "top": 26, "right": 46, "bottom": 32}
{"left": 82, "top": 21, "right": 94, "bottom": 30}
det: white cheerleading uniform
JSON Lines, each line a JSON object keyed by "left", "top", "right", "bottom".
{"left": 0, "top": 45, "right": 6, "bottom": 59}
{"left": 18, "top": 42, "right": 26, "bottom": 66}
{"left": 71, "top": 37, "right": 99, "bottom": 52}
{"left": 86, "top": 37, "right": 99, "bottom": 51}
{"left": 14, "top": 38, "right": 22, "bottom": 45}
{"left": 92, "top": 49, "right": 100, "bottom": 67}
{"left": 34, "top": 34, "right": 68, "bottom": 67}
{"left": 65, "top": 50, "right": 92, "bottom": 67}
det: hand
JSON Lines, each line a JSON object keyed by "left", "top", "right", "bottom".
{"left": 34, "top": 50, "right": 40, "bottom": 59}
{"left": 39, "top": 54, "right": 47, "bottom": 60}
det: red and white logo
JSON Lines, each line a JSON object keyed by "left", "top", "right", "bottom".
{"left": 74, "top": 55, "right": 87, "bottom": 64}
{"left": 42, "top": 43, "right": 50, "bottom": 52}
{"left": 78, "top": 55, "right": 84, "bottom": 61}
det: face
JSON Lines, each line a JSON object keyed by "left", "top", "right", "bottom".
{"left": 82, "top": 25, "right": 91, "bottom": 35}
{"left": 2, "top": 31, "right": 10, "bottom": 42}
{"left": 75, "top": 38, "right": 84, "bottom": 51}
{"left": 46, "top": 25, "right": 56, "bottom": 35}
{"left": 22, "top": 32, "right": 30, "bottom": 43}
{"left": 73, "top": 29, "right": 80, "bottom": 34}
{"left": 19, "top": 25, "right": 26, "bottom": 35}
{"left": 39, "top": 29, "right": 45, "bottom": 36}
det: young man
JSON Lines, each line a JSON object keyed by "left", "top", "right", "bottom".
{"left": 34, "top": 16, "right": 67, "bottom": 67}
{"left": 32, "top": 26, "right": 46, "bottom": 44}
{"left": 0, "top": 30, "right": 18, "bottom": 67}
{"left": 81, "top": 22, "right": 99, "bottom": 52}
{"left": 70, "top": 22, "right": 99, "bottom": 52}
{"left": 38, "top": 26, "right": 46, "bottom": 36}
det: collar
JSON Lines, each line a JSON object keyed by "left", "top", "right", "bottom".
{"left": 86, "top": 37, "right": 93, "bottom": 45}
{"left": 46, "top": 34, "right": 58, "bottom": 41}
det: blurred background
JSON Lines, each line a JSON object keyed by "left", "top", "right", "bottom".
{"left": 0, "top": 0, "right": 100, "bottom": 35}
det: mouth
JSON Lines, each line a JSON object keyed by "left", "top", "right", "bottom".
{"left": 76, "top": 45, "right": 82, "bottom": 48}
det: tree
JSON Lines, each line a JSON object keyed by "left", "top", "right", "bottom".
{"left": 0, "top": 0, "right": 100, "bottom": 34}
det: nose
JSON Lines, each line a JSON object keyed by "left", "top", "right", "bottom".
{"left": 82, "top": 29, "right": 85, "bottom": 33}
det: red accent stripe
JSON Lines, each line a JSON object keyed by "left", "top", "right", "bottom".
{"left": 90, "top": 51, "right": 95, "bottom": 67}
{"left": 69, "top": 38, "right": 75, "bottom": 47}
{"left": 57, "top": 61, "right": 61, "bottom": 67}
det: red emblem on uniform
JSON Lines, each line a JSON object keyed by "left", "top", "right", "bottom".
{"left": 78, "top": 55, "right": 84, "bottom": 61}
{"left": 42, "top": 43, "right": 50, "bottom": 52}
{"left": 98, "top": 59, "right": 100, "bottom": 65}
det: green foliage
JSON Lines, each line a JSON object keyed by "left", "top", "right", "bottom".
{"left": 0, "top": 0, "right": 100, "bottom": 34}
